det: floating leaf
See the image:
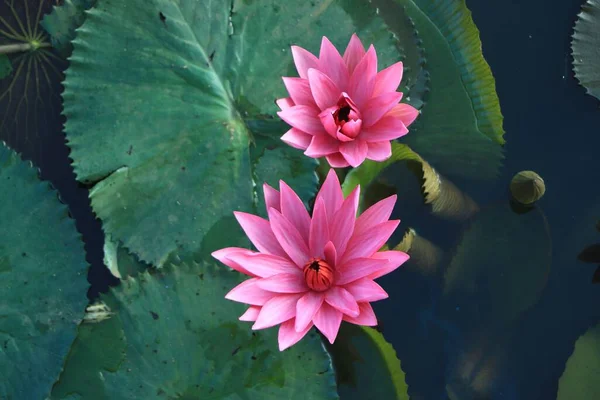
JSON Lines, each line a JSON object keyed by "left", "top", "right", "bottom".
{"left": 329, "top": 324, "right": 409, "bottom": 400}
{"left": 102, "top": 234, "right": 149, "bottom": 279}
{"left": 344, "top": 142, "right": 479, "bottom": 220}
{"left": 40, "top": 0, "right": 97, "bottom": 57}
{"left": 572, "top": 0, "right": 600, "bottom": 102}
{"left": 557, "top": 323, "right": 600, "bottom": 400}
{"left": 397, "top": 0, "right": 504, "bottom": 179}
{"left": 0, "top": 142, "right": 88, "bottom": 399}
{"left": 0, "top": 54, "right": 11, "bottom": 78}
{"left": 63, "top": 0, "right": 427, "bottom": 266}
{"left": 52, "top": 260, "right": 338, "bottom": 400}
{"left": 443, "top": 203, "right": 552, "bottom": 327}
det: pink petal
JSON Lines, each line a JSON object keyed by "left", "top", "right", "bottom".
{"left": 354, "top": 195, "right": 397, "bottom": 237}
{"left": 305, "top": 134, "right": 340, "bottom": 157}
{"left": 343, "top": 278, "right": 389, "bottom": 302}
{"left": 315, "top": 169, "right": 344, "bottom": 219}
{"left": 368, "top": 250, "right": 410, "bottom": 280}
{"left": 324, "top": 241, "right": 338, "bottom": 268}
{"left": 343, "top": 302, "right": 377, "bottom": 326}
{"left": 226, "top": 252, "right": 300, "bottom": 278}
{"left": 343, "top": 33, "right": 366, "bottom": 75}
{"left": 283, "top": 77, "right": 317, "bottom": 107}
{"left": 318, "top": 107, "right": 340, "bottom": 138}
{"left": 295, "top": 291, "right": 325, "bottom": 332}
{"left": 309, "top": 198, "right": 329, "bottom": 258}
{"left": 336, "top": 131, "right": 356, "bottom": 143}
{"left": 330, "top": 186, "right": 360, "bottom": 256}
{"left": 253, "top": 293, "right": 303, "bottom": 330}
{"left": 313, "top": 302, "right": 343, "bottom": 344}
{"left": 258, "top": 273, "right": 308, "bottom": 293}
{"left": 211, "top": 247, "right": 257, "bottom": 276}
{"left": 278, "top": 105, "right": 325, "bottom": 136}
{"left": 340, "top": 119, "right": 362, "bottom": 138}
{"left": 340, "top": 140, "right": 368, "bottom": 167}
{"left": 225, "top": 278, "right": 276, "bottom": 306}
{"left": 279, "top": 319, "right": 313, "bottom": 351}
{"left": 342, "top": 220, "right": 400, "bottom": 262}
{"left": 362, "top": 92, "right": 403, "bottom": 127}
{"left": 361, "top": 115, "right": 408, "bottom": 142}
{"left": 308, "top": 68, "right": 341, "bottom": 111}
{"left": 233, "top": 212, "right": 287, "bottom": 258}
{"left": 366, "top": 141, "right": 392, "bottom": 161}
{"left": 318, "top": 37, "right": 350, "bottom": 91}
{"left": 325, "top": 286, "right": 360, "bottom": 317}
{"left": 268, "top": 208, "right": 310, "bottom": 267}
{"left": 373, "top": 61, "right": 404, "bottom": 97}
{"left": 336, "top": 257, "right": 390, "bottom": 285}
{"left": 348, "top": 45, "right": 377, "bottom": 109}
{"left": 239, "top": 306, "right": 261, "bottom": 322}
{"left": 291, "top": 45, "right": 319, "bottom": 79}
{"left": 276, "top": 97, "right": 294, "bottom": 110}
{"left": 387, "top": 103, "right": 419, "bottom": 127}
{"left": 281, "top": 128, "right": 312, "bottom": 150}
{"left": 279, "top": 181, "right": 311, "bottom": 242}
{"left": 263, "top": 183, "right": 281, "bottom": 213}
{"left": 326, "top": 153, "right": 350, "bottom": 168}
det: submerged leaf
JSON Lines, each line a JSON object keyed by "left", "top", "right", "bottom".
{"left": 395, "top": 227, "right": 444, "bottom": 276}
{"left": 40, "top": 0, "right": 97, "bottom": 57}
{"left": 572, "top": 0, "right": 600, "bottom": 102}
{"left": 0, "top": 142, "right": 89, "bottom": 399}
{"left": 578, "top": 243, "right": 600, "bottom": 264}
{"left": 0, "top": 54, "right": 11, "bottom": 78}
{"left": 328, "top": 324, "right": 409, "bottom": 400}
{"left": 557, "top": 323, "right": 600, "bottom": 399}
{"left": 51, "top": 260, "right": 339, "bottom": 400}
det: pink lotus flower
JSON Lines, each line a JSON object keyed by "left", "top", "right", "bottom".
{"left": 276, "top": 34, "right": 419, "bottom": 168}
{"left": 212, "top": 170, "right": 409, "bottom": 351}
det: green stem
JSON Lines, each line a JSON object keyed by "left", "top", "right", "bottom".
{"left": 0, "top": 42, "right": 50, "bottom": 55}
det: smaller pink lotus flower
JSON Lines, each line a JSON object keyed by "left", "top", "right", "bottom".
{"left": 276, "top": 34, "right": 419, "bottom": 168}
{"left": 212, "top": 170, "right": 409, "bottom": 351}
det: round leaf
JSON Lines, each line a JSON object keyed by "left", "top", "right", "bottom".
{"left": 0, "top": 142, "right": 89, "bottom": 399}
{"left": 557, "top": 323, "right": 600, "bottom": 400}
{"left": 52, "top": 260, "right": 339, "bottom": 400}
{"left": 572, "top": 0, "right": 600, "bottom": 102}
{"left": 40, "top": 0, "right": 97, "bottom": 57}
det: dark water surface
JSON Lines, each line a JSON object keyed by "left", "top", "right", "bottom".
{"left": 2, "top": 0, "right": 599, "bottom": 399}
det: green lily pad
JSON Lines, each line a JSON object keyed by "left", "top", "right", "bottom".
{"left": 52, "top": 260, "right": 339, "bottom": 400}
{"left": 62, "top": 0, "right": 428, "bottom": 266}
{"left": 400, "top": 0, "right": 504, "bottom": 179}
{"left": 40, "top": 0, "right": 97, "bottom": 57}
{"left": 0, "top": 142, "right": 89, "bottom": 399}
{"left": 557, "top": 322, "right": 600, "bottom": 399}
{"left": 572, "top": 0, "right": 600, "bottom": 102}
{"left": 103, "top": 234, "right": 149, "bottom": 279}
{"left": 443, "top": 203, "right": 552, "bottom": 327}
{"left": 0, "top": 55, "right": 11, "bottom": 79}
{"left": 328, "top": 324, "right": 409, "bottom": 400}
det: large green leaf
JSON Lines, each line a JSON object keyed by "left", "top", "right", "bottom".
{"left": 557, "top": 322, "right": 600, "bottom": 399}
{"left": 443, "top": 203, "right": 552, "bottom": 328}
{"left": 399, "top": 0, "right": 504, "bottom": 179}
{"left": 63, "top": 0, "right": 426, "bottom": 266}
{"left": 0, "top": 142, "right": 89, "bottom": 399}
{"left": 572, "top": 0, "right": 600, "bottom": 102}
{"left": 329, "top": 324, "right": 409, "bottom": 400}
{"left": 40, "top": 0, "right": 97, "bottom": 57}
{"left": 52, "top": 260, "right": 339, "bottom": 400}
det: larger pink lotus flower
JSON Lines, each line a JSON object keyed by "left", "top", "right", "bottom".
{"left": 277, "top": 34, "right": 419, "bottom": 168}
{"left": 212, "top": 170, "right": 409, "bottom": 351}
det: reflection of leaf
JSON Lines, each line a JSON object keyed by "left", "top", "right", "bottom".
{"left": 572, "top": 0, "right": 600, "bottom": 102}
{"left": 0, "top": 143, "right": 89, "bottom": 399}
{"left": 40, "top": 0, "right": 97, "bottom": 57}
{"left": 400, "top": 0, "right": 504, "bottom": 179}
{"left": 51, "top": 260, "right": 338, "bottom": 400}
{"left": 443, "top": 203, "right": 552, "bottom": 327}
{"left": 557, "top": 323, "right": 600, "bottom": 400}
{"left": 63, "top": 0, "right": 426, "bottom": 266}
{"left": 344, "top": 142, "right": 478, "bottom": 220}
{"left": 328, "top": 324, "right": 409, "bottom": 400}
{"left": 395, "top": 227, "right": 443, "bottom": 276}
{"left": 0, "top": 54, "right": 11, "bottom": 78}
